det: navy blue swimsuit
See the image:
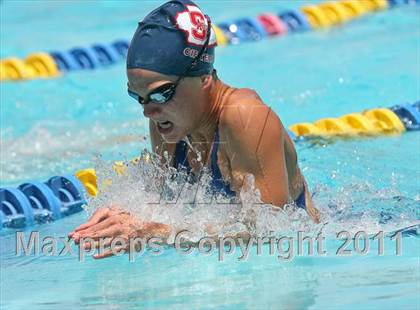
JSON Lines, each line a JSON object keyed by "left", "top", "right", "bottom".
{"left": 173, "top": 127, "right": 306, "bottom": 208}
{"left": 173, "top": 128, "right": 236, "bottom": 197}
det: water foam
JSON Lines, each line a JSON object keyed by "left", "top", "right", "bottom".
{"left": 0, "top": 120, "right": 147, "bottom": 185}
{"left": 85, "top": 155, "right": 419, "bottom": 242}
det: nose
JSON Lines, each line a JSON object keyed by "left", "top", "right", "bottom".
{"left": 142, "top": 103, "right": 163, "bottom": 118}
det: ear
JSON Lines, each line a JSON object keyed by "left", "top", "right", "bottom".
{"left": 200, "top": 74, "right": 213, "bottom": 91}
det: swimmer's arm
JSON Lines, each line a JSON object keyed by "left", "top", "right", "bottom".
{"left": 221, "top": 96, "right": 290, "bottom": 207}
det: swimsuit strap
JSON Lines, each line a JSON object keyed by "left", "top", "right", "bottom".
{"left": 209, "top": 87, "right": 239, "bottom": 196}
{"left": 174, "top": 139, "right": 191, "bottom": 171}
{"left": 173, "top": 86, "right": 238, "bottom": 196}
{"left": 173, "top": 126, "right": 235, "bottom": 196}
{"left": 210, "top": 128, "right": 222, "bottom": 179}
{"left": 294, "top": 187, "right": 306, "bottom": 209}
{"left": 210, "top": 126, "right": 236, "bottom": 197}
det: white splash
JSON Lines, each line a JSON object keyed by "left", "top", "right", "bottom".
{"left": 86, "top": 155, "right": 419, "bottom": 242}
{"left": 0, "top": 120, "right": 147, "bottom": 185}
{"left": 86, "top": 155, "right": 324, "bottom": 242}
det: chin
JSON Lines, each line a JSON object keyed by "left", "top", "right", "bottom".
{"left": 157, "top": 121, "right": 190, "bottom": 143}
{"left": 160, "top": 128, "right": 185, "bottom": 143}
{"left": 161, "top": 135, "right": 179, "bottom": 143}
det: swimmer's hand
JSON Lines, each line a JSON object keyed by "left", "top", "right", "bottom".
{"left": 68, "top": 206, "right": 170, "bottom": 259}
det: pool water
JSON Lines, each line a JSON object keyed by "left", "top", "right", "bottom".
{"left": 1, "top": 1, "right": 419, "bottom": 309}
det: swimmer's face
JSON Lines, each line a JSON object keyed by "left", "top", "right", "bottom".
{"left": 127, "top": 68, "right": 209, "bottom": 143}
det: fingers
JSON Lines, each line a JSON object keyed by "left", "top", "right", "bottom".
{"left": 93, "top": 246, "right": 125, "bottom": 259}
{"left": 73, "top": 216, "right": 117, "bottom": 240}
{"left": 69, "top": 210, "right": 167, "bottom": 260}
{"left": 93, "top": 250, "right": 114, "bottom": 259}
{"left": 77, "top": 208, "right": 110, "bottom": 231}
{"left": 80, "top": 237, "right": 113, "bottom": 251}
{"left": 79, "top": 237, "right": 126, "bottom": 259}
{"left": 73, "top": 224, "right": 121, "bottom": 245}
{"left": 80, "top": 238, "right": 128, "bottom": 259}
{"left": 68, "top": 208, "right": 110, "bottom": 237}
{"left": 90, "top": 226, "right": 121, "bottom": 239}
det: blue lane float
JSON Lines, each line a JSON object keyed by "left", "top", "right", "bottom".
{"left": 391, "top": 101, "right": 420, "bottom": 130}
{"left": 68, "top": 47, "right": 102, "bottom": 70}
{"left": 111, "top": 40, "right": 130, "bottom": 58}
{"left": 388, "top": 0, "right": 419, "bottom": 6}
{"left": 278, "top": 10, "right": 311, "bottom": 32}
{"left": 0, "top": 188, "right": 34, "bottom": 228}
{"left": 218, "top": 17, "right": 274, "bottom": 44}
{"left": 46, "top": 175, "right": 86, "bottom": 217}
{"left": 50, "top": 40, "right": 129, "bottom": 72}
{"left": 234, "top": 17, "right": 268, "bottom": 41}
{"left": 91, "top": 44, "right": 121, "bottom": 66}
{"left": 50, "top": 51, "right": 81, "bottom": 71}
{"left": 18, "top": 182, "right": 62, "bottom": 221}
{"left": 217, "top": 21, "right": 248, "bottom": 44}
{"left": 1, "top": 175, "right": 86, "bottom": 230}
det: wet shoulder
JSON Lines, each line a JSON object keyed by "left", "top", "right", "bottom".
{"left": 219, "top": 88, "right": 284, "bottom": 140}
{"left": 219, "top": 88, "right": 273, "bottom": 134}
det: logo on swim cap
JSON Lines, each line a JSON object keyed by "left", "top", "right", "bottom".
{"left": 127, "top": 0, "right": 216, "bottom": 76}
{"left": 175, "top": 5, "right": 215, "bottom": 46}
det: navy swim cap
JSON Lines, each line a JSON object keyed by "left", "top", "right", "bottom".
{"left": 127, "top": 0, "right": 217, "bottom": 77}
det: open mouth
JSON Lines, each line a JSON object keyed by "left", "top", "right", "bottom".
{"left": 158, "top": 121, "right": 173, "bottom": 129}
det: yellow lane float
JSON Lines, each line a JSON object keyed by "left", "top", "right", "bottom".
{"left": 363, "top": 108, "right": 405, "bottom": 133}
{"left": 289, "top": 107, "right": 406, "bottom": 138}
{"left": 319, "top": 1, "right": 352, "bottom": 24}
{"left": 314, "top": 118, "right": 354, "bottom": 135}
{"left": 339, "top": 0, "right": 370, "bottom": 18}
{"left": 75, "top": 156, "right": 145, "bottom": 196}
{"left": 212, "top": 25, "right": 228, "bottom": 46}
{"left": 1, "top": 58, "right": 35, "bottom": 80}
{"left": 361, "top": 0, "right": 389, "bottom": 11}
{"left": 25, "top": 53, "right": 60, "bottom": 78}
{"left": 339, "top": 113, "right": 378, "bottom": 134}
{"left": 75, "top": 169, "right": 98, "bottom": 197}
{"left": 1, "top": 53, "right": 60, "bottom": 81}
{"left": 301, "top": 5, "right": 334, "bottom": 28}
{"left": 0, "top": 62, "right": 9, "bottom": 81}
{"left": 289, "top": 123, "right": 323, "bottom": 137}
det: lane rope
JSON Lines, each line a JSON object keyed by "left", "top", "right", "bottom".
{"left": 1, "top": 100, "right": 418, "bottom": 229}
{"left": 1, "top": 0, "right": 417, "bottom": 82}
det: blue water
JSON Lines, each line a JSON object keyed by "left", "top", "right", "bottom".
{"left": 1, "top": 1, "right": 420, "bottom": 309}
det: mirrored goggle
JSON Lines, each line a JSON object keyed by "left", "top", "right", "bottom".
{"left": 127, "top": 83, "right": 177, "bottom": 105}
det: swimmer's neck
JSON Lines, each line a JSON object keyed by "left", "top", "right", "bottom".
{"left": 188, "top": 78, "right": 231, "bottom": 144}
